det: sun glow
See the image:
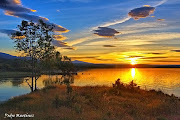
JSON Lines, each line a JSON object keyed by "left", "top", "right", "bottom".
{"left": 130, "top": 58, "right": 137, "bottom": 65}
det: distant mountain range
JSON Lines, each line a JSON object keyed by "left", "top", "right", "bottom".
{"left": 1, "top": 52, "right": 180, "bottom": 68}
{"left": 0, "top": 52, "right": 18, "bottom": 59}
{"left": 0, "top": 52, "right": 92, "bottom": 64}
{"left": 72, "top": 60, "right": 93, "bottom": 64}
{"left": 0, "top": 52, "right": 92, "bottom": 63}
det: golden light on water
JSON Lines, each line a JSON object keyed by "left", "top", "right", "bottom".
{"left": 131, "top": 68, "right": 136, "bottom": 79}
{"left": 18, "top": 68, "right": 180, "bottom": 97}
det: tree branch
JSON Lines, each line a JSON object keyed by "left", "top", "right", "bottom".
{"left": 25, "top": 78, "right": 32, "bottom": 89}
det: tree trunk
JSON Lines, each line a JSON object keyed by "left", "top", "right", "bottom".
{"left": 31, "top": 55, "right": 34, "bottom": 92}
{"left": 35, "top": 79, "right": 37, "bottom": 91}
{"left": 35, "top": 73, "right": 37, "bottom": 91}
{"left": 34, "top": 59, "right": 39, "bottom": 91}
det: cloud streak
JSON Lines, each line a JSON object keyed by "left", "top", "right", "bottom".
{"left": 103, "top": 45, "right": 116, "bottom": 48}
{"left": 141, "top": 57, "right": 168, "bottom": 59}
{"left": 0, "top": 0, "right": 73, "bottom": 50}
{"left": 171, "top": 50, "right": 180, "bottom": 52}
{"left": 92, "top": 0, "right": 166, "bottom": 29}
{"left": 52, "top": 40, "right": 75, "bottom": 50}
{"left": 0, "top": 0, "right": 35, "bottom": 13}
{"left": 5, "top": 11, "right": 69, "bottom": 33}
{"left": 154, "top": 0, "right": 167, "bottom": 7}
{"left": 98, "top": 17, "right": 131, "bottom": 28}
{"left": 0, "top": 29, "right": 74, "bottom": 49}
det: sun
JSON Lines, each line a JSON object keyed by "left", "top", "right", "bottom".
{"left": 130, "top": 58, "right": 137, "bottom": 65}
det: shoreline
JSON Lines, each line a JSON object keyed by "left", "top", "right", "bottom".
{"left": 0, "top": 84, "right": 179, "bottom": 120}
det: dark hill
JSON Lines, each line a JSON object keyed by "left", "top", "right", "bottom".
{"left": 0, "top": 52, "right": 18, "bottom": 59}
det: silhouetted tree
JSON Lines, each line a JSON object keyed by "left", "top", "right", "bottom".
{"left": 11, "top": 20, "right": 57, "bottom": 92}
{"left": 55, "top": 53, "right": 74, "bottom": 75}
{"left": 40, "top": 51, "right": 74, "bottom": 75}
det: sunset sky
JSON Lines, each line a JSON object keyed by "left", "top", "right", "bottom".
{"left": 0, "top": 0, "right": 180, "bottom": 65}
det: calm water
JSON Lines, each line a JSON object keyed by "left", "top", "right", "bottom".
{"left": 0, "top": 68, "right": 180, "bottom": 102}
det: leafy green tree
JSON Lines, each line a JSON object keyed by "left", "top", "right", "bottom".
{"left": 11, "top": 20, "right": 57, "bottom": 92}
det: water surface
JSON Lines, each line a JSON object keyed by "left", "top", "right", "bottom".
{"left": 0, "top": 68, "right": 180, "bottom": 102}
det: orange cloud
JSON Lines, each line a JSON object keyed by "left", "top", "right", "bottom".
{"left": 0, "top": 0, "right": 35, "bottom": 13}
{"left": 53, "top": 35, "right": 67, "bottom": 41}
{"left": 13, "top": 0, "right": 21, "bottom": 5}
{"left": 5, "top": 11, "right": 69, "bottom": 33}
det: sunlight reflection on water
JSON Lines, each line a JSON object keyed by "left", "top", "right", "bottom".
{"left": 0, "top": 68, "right": 180, "bottom": 101}
{"left": 131, "top": 68, "right": 136, "bottom": 79}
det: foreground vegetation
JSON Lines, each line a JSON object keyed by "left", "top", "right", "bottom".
{"left": 0, "top": 81, "right": 179, "bottom": 120}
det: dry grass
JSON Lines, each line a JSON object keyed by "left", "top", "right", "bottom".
{"left": 0, "top": 85, "right": 180, "bottom": 120}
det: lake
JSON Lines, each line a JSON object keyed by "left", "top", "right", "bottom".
{"left": 0, "top": 68, "right": 180, "bottom": 102}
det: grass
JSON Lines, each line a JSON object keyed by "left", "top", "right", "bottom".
{"left": 0, "top": 84, "right": 180, "bottom": 120}
{"left": 0, "top": 72, "right": 31, "bottom": 78}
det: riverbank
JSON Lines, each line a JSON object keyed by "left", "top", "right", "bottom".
{"left": 0, "top": 83, "right": 179, "bottom": 120}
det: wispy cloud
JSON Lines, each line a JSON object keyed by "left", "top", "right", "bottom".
{"left": 0, "top": 0, "right": 35, "bottom": 13}
{"left": 141, "top": 57, "right": 168, "bottom": 59}
{"left": 94, "top": 17, "right": 131, "bottom": 28}
{"left": 52, "top": 40, "right": 75, "bottom": 50}
{"left": 68, "top": 36, "right": 97, "bottom": 46}
{"left": 84, "top": 32, "right": 180, "bottom": 47}
{"left": 103, "top": 45, "right": 116, "bottom": 48}
{"left": 0, "top": 0, "right": 73, "bottom": 50}
{"left": 53, "top": 35, "right": 67, "bottom": 41}
{"left": 154, "top": 0, "right": 167, "bottom": 7}
{"left": 91, "top": 0, "right": 167, "bottom": 29}
{"left": 153, "top": 60, "right": 180, "bottom": 63}
{"left": 146, "top": 52, "right": 165, "bottom": 55}
{"left": 5, "top": 11, "right": 69, "bottom": 33}
{"left": 68, "top": 0, "right": 168, "bottom": 51}
{"left": 171, "top": 50, "right": 180, "bottom": 52}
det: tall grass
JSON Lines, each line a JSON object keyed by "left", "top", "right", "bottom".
{"left": 0, "top": 81, "right": 179, "bottom": 120}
